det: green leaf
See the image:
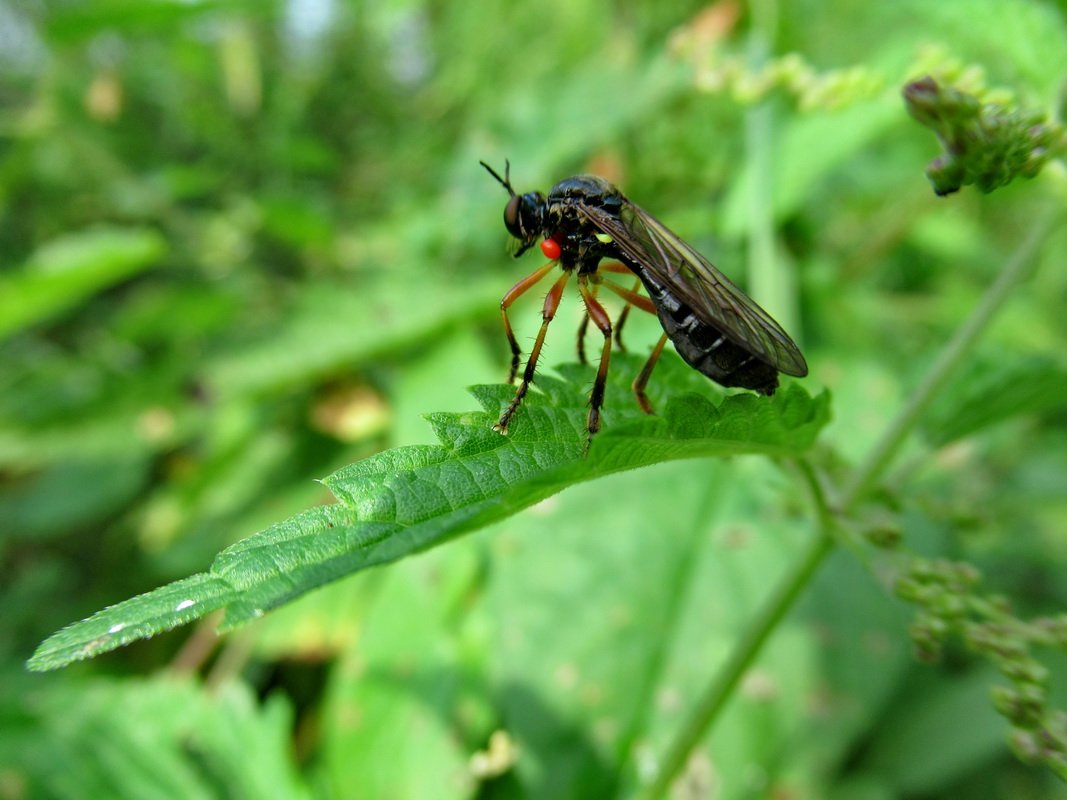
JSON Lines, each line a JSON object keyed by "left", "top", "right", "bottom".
{"left": 854, "top": 666, "right": 1009, "bottom": 795}
{"left": 487, "top": 457, "right": 811, "bottom": 798}
{"left": 2, "top": 673, "right": 309, "bottom": 799}
{"left": 0, "top": 228, "right": 166, "bottom": 341}
{"left": 921, "top": 355, "right": 1067, "bottom": 446}
{"left": 202, "top": 276, "right": 502, "bottom": 395}
{"left": 0, "top": 456, "right": 151, "bottom": 541}
{"left": 28, "top": 354, "right": 829, "bottom": 671}
{"left": 721, "top": 95, "right": 903, "bottom": 237}
{"left": 318, "top": 553, "right": 483, "bottom": 797}
{"left": 42, "top": 0, "right": 267, "bottom": 43}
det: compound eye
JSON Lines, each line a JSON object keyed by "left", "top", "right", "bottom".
{"left": 503, "top": 195, "right": 522, "bottom": 238}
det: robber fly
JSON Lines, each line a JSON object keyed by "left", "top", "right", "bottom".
{"left": 481, "top": 160, "right": 808, "bottom": 439}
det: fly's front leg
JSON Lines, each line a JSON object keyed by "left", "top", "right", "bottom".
{"left": 577, "top": 275, "right": 613, "bottom": 438}
{"left": 500, "top": 261, "right": 557, "bottom": 383}
{"left": 495, "top": 270, "right": 572, "bottom": 434}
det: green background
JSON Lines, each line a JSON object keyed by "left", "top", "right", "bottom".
{"left": 3, "top": 0, "right": 1067, "bottom": 797}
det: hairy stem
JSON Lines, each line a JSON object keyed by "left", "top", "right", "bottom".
{"left": 641, "top": 202, "right": 1058, "bottom": 796}
{"left": 638, "top": 520, "right": 835, "bottom": 800}
{"left": 745, "top": 0, "right": 800, "bottom": 335}
{"left": 841, "top": 205, "right": 1058, "bottom": 507}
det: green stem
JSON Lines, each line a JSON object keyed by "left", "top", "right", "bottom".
{"left": 745, "top": 0, "right": 799, "bottom": 334}
{"left": 840, "top": 206, "right": 1058, "bottom": 508}
{"left": 638, "top": 522, "right": 835, "bottom": 800}
{"left": 639, "top": 201, "right": 1058, "bottom": 798}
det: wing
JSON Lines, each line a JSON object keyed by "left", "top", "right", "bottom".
{"left": 581, "top": 198, "right": 808, "bottom": 378}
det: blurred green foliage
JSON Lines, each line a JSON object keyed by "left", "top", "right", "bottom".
{"left": 3, "top": 0, "right": 1067, "bottom": 798}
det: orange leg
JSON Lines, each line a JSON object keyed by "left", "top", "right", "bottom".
{"left": 500, "top": 261, "right": 557, "bottom": 383}
{"left": 579, "top": 263, "right": 641, "bottom": 358}
{"left": 599, "top": 279, "right": 657, "bottom": 314}
{"left": 633, "top": 333, "right": 669, "bottom": 415}
{"left": 575, "top": 283, "right": 597, "bottom": 365}
{"left": 577, "top": 274, "right": 613, "bottom": 437}
{"left": 597, "top": 279, "right": 667, "bottom": 415}
{"left": 612, "top": 277, "right": 643, "bottom": 350}
{"left": 496, "top": 270, "right": 572, "bottom": 434}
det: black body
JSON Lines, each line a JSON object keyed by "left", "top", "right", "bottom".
{"left": 502, "top": 171, "right": 808, "bottom": 394}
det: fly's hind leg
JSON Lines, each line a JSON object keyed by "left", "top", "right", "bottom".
{"left": 598, "top": 278, "right": 663, "bottom": 415}
{"left": 633, "top": 333, "right": 669, "bottom": 415}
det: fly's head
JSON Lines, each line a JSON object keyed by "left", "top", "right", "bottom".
{"left": 480, "top": 160, "right": 546, "bottom": 257}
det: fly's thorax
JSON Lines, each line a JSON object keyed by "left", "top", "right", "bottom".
{"left": 547, "top": 174, "right": 620, "bottom": 202}
{"left": 543, "top": 210, "right": 616, "bottom": 271}
{"left": 544, "top": 175, "right": 625, "bottom": 271}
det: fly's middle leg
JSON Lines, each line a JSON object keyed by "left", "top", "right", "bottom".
{"left": 577, "top": 275, "right": 613, "bottom": 439}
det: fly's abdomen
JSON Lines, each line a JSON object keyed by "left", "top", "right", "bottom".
{"left": 638, "top": 271, "right": 779, "bottom": 395}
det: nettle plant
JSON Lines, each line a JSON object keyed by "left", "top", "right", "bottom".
{"left": 30, "top": 74, "right": 1067, "bottom": 790}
